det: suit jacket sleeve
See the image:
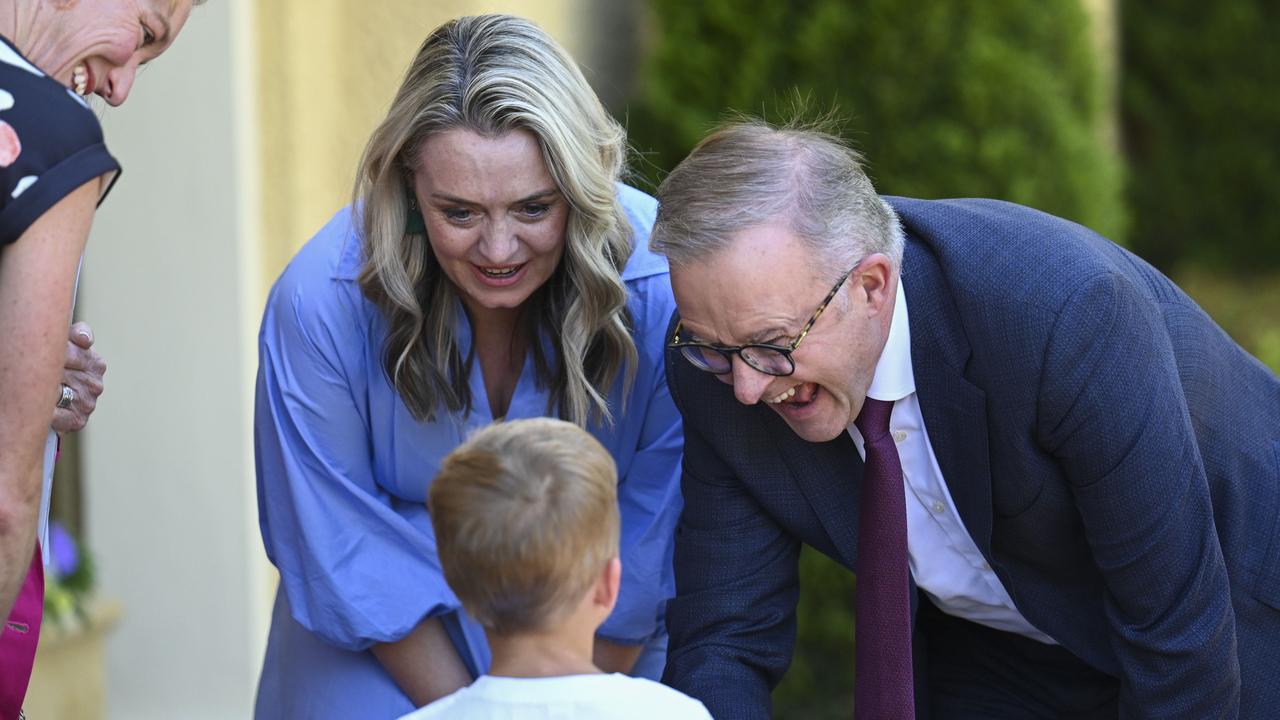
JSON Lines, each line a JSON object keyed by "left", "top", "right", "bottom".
{"left": 661, "top": 339, "right": 802, "bottom": 719}
{"left": 1038, "top": 271, "right": 1239, "bottom": 718}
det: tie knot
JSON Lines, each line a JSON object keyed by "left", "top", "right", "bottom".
{"left": 854, "top": 397, "right": 894, "bottom": 441}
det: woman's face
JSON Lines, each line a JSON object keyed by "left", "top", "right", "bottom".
{"left": 411, "top": 128, "right": 569, "bottom": 322}
{"left": 44, "top": 0, "right": 193, "bottom": 106}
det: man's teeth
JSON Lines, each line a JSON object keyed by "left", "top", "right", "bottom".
{"left": 72, "top": 64, "right": 87, "bottom": 95}
{"left": 480, "top": 265, "right": 519, "bottom": 278}
{"left": 768, "top": 386, "right": 798, "bottom": 404}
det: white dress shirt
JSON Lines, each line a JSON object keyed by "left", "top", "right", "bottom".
{"left": 847, "top": 279, "right": 1057, "bottom": 644}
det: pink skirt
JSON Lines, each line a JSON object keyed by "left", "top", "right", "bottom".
{"left": 0, "top": 544, "right": 43, "bottom": 720}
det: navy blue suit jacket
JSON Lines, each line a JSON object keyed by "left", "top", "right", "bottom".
{"left": 661, "top": 197, "right": 1280, "bottom": 719}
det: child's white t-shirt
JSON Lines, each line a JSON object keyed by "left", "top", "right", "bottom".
{"left": 397, "top": 673, "right": 712, "bottom": 720}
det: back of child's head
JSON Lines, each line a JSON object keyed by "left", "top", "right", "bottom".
{"left": 428, "top": 417, "right": 620, "bottom": 635}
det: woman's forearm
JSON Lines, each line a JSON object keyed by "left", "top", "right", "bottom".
{"left": 0, "top": 182, "right": 97, "bottom": 619}
{"left": 371, "top": 615, "right": 472, "bottom": 707}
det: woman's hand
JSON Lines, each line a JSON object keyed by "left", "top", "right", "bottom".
{"left": 51, "top": 321, "right": 104, "bottom": 434}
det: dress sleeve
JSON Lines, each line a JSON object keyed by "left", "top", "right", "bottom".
{"left": 597, "top": 273, "right": 686, "bottom": 644}
{"left": 254, "top": 266, "right": 460, "bottom": 652}
{"left": 0, "top": 51, "right": 119, "bottom": 245}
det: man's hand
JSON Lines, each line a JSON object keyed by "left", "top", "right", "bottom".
{"left": 52, "top": 321, "right": 105, "bottom": 434}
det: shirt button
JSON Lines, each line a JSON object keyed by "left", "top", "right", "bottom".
{"left": 892, "top": 430, "right": 908, "bottom": 443}
{"left": 931, "top": 500, "right": 946, "bottom": 514}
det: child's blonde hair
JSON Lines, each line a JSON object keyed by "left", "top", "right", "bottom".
{"left": 428, "top": 418, "right": 620, "bottom": 634}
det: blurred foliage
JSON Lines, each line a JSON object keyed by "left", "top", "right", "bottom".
{"left": 624, "top": 0, "right": 1126, "bottom": 243}
{"left": 1120, "top": 0, "right": 1280, "bottom": 271}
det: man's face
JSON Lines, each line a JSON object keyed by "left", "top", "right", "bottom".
{"left": 669, "top": 222, "right": 896, "bottom": 443}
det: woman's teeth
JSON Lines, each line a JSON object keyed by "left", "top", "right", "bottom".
{"left": 72, "top": 64, "right": 87, "bottom": 95}
{"left": 479, "top": 265, "right": 520, "bottom": 278}
{"left": 768, "top": 385, "right": 798, "bottom": 404}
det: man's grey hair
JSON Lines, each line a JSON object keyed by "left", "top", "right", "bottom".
{"left": 650, "top": 118, "right": 904, "bottom": 275}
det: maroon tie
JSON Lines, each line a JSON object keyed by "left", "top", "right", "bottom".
{"left": 854, "top": 398, "right": 915, "bottom": 719}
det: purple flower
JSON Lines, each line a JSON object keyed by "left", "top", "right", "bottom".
{"left": 49, "top": 522, "right": 79, "bottom": 579}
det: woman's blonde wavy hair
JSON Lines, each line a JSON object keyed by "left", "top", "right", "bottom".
{"left": 354, "top": 14, "right": 636, "bottom": 427}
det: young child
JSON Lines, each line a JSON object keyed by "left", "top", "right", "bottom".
{"left": 400, "top": 418, "right": 710, "bottom": 719}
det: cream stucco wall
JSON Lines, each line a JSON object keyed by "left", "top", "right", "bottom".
{"left": 81, "top": 0, "right": 265, "bottom": 717}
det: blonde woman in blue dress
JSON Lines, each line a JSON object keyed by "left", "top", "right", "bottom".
{"left": 254, "top": 15, "right": 684, "bottom": 718}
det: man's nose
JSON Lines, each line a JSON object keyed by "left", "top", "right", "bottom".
{"left": 730, "top": 357, "right": 774, "bottom": 405}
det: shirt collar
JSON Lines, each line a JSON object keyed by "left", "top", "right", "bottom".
{"left": 864, "top": 276, "right": 914, "bottom": 402}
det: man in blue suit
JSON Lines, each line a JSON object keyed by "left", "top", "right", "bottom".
{"left": 651, "top": 119, "right": 1279, "bottom": 719}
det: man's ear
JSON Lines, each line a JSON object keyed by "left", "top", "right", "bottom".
{"left": 593, "top": 557, "right": 622, "bottom": 613}
{"left": 855, "top": 253, "right": 895, "bottom": 318}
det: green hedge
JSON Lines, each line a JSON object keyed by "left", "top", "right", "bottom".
{"left": 621, "top": 1, "right": 1122, "bottom": 714}
{"left": 1120, "top": 0, "right": 1280, "bottom": 271}
{"left": 625, "top": 0, "right": 1125, "bottom": 243}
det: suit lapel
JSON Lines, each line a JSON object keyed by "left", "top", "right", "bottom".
{"left": 779, "top": 423, "right": 925, "bottom": 626}
{"left": 776, "top": 414, "right": 862, "bottom": 568}
{"left": 902, "top": 235, "right": 994, "bottom": 559}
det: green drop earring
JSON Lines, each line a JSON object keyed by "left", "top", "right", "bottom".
{"left": 406, "top": 195, "right": 426, "bottom": 234}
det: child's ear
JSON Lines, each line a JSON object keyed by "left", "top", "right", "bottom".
{"left": 594, "top": 556, "right": 622, "bottom": 612}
